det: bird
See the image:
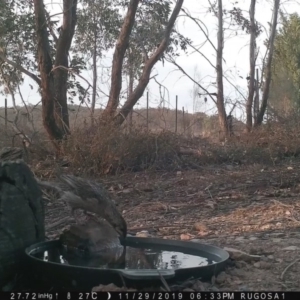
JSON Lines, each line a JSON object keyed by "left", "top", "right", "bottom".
{"left": 59, "top": 217, "right": 126, "bottom": 266}
{"left": 38, "top": 174, "right": 127, "bottom": 239}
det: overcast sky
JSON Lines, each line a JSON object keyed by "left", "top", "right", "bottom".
{"left": 2, "top": 0, "right": 300, "bottom": 121}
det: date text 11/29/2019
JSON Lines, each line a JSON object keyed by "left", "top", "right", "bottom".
{"left": 6, "top": 292, "right": 292, "bottom": 300}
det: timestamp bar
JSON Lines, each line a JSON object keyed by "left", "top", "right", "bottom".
{"left": 4, "top": 292, "right": 298, "bottom": 300}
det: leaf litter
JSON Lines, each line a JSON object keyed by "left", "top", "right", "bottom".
{"left": 44, "top": 160, "right": 300, "bottom": 291}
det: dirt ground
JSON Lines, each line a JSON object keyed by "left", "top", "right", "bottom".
{"left": 43, "top": 159, "right": 300, "bottom": 291}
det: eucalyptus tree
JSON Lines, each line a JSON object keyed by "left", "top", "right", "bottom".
{"left": 121, "top": 0, "right": 171, "bottom": 116}
{"left": 269, "top": 13, "right": 300, "bottom": 113}
{"left": 256, "top": 0, "right": 280, "bottom": 125}
{"left": 75, "top": 0, "right": 183, "bottom": 124}
{"left": 73, "top": 0, "right": 121, "bottom": 121}
{"left": 0, "top": 0, "right": 184, "bottom": 149}
{"left": 0, "top": 0, "right": 77, "bottom": 149}
{"left": 104, "top": 0, "right": 184, "bottom": 123}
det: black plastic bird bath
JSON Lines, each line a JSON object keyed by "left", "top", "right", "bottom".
{"left": 25, "top": 237, "right": 229, "bottom": 291}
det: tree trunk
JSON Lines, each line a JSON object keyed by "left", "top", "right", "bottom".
{"left": 53, "top": 0, "right": 77, "bottom": 134}
{"left": 253, "top": 68, "right": 260, "bottom": 123}
{"left": 255, "top": 0, "right": 280, "bottom": 126}
{"left": 246, "top": 0, "right": 257, "bottom": 132}
{"left": 33, "top": 0, "right": 65, "bottom": 146}
{"left": 2, "top": 1, "right": 77, "bottom": 148}
{"left": 114, "top": 0, "right": 184, "bottom": 125}
{"left": 91, "top": 31, "right": 98, "bottom": 126}
{"left": 127, "top": 50, "right": 134, "bottom": 131}
{"left": 91, "top": 4, "right": 98, "bottom": 127}
{"left": 0, "top": 158, "right": 45, "bottom": 289}
{"left": 216, "top": 0, "right": 228, "bottom": 138}
{"left": 104, "top": 0, "right": 140, "bottom": 117}
{"left": 33, "top": 0, "right": 78, "bottom": 148}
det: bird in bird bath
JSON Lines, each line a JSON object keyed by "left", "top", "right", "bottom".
{"left": 38, "top": 175, "right": 127, "bottom": 265}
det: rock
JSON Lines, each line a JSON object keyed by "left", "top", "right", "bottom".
{"left": 267, "top": 255, "right": 274, "bottom": 260}
{"left": 215, "top": 271, "right": 227, "bottom": 284}
{"left": 260, "top": 256, "right": 268, "bottom": 262}
{"left": 0, "top": 160, "right": 45, "bottom": 288}
{"left": 253, "top": 262, "right": 261, "bottom": 268}
{"left": 235, "top": 261, "right": 248, "bottom": 269}
{"left": 183, "top": 288, "right": 195, "bottom": 292}
{"left": 228, "top": 268, "right": 247, "bottom": 277}
{"left": 259, "top": 261, "right": 272, "bottom": 269}
{"left": 239, "top": 285, "right": 250, "bottom": 291}
{"left": 249, "top": 236, "right": 257, "bottom": 241}
{"left": 192, "top": 281, "right": 209, "bottom": 291}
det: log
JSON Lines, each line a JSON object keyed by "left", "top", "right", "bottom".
{"left": 0, "top": 160, "right": 45, "bottom": 289}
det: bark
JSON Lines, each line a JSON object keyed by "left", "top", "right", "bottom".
{"left": 114, "top": 0, "right": 184, "bottom": 124}
{"left": 246, "top": 0, "right": 257, "bottom": 132}
{"left": 253, "top": 68, "right": 260, "bottom": 123}
{"left": 0, "top": 160, "right": 45, "bottom": 288}
{"left": 91, "top": 29, "right": 98, "bottom": 126}
{"left": 3, "top": 1, "right": 78, "bottom": 148}
{"left": 256, "top": 0, "right": 280, "bottom": 126}
{"left": 53, "top": 0, "right": 78, "bottom": 133}
{"left": 216, "top": 0, "right": 228, "bottom": 138}
{"left": 127, "top": 49, "right": 134, "bottom": 131}
{"left": 104, "top": 0, "right": 140, "bottom": 117}
{"left": 33, "top": 0, "right": 65, "bottom": 144}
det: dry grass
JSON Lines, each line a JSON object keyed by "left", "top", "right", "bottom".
{"left": 61, "top": 123, "right": 183, "bottom": 175}
{"left": 2, "top": 104, "right": 300, "bottom": 176}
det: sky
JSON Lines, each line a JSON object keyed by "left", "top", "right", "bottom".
{"left": 2, "top": 0, "right": 300, "bottom": 121}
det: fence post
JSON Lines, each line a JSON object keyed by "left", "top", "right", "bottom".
{"left": 5, "top": 98, "right": 7, "bottom": 129}
{"left": 175, "top": 95, "right": 178, "bottom": 133}
{"left": 146, "top": 91, "right": 149, "bottom": 131}
{"left": 182, "top": 106, "right": 185, "bottom": 133}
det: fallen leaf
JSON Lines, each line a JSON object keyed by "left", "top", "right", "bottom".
{"left": 193, "top": 222, "right": 208, "bottom": 232}
{"left": 180, "top": 233, "right": 192, "bottom": 240}
{"left": 136, "top": 230, "right": 150, "bottom": 238}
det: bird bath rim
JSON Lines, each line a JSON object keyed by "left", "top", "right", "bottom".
{"left": 26, "top": 236, "right": 229, "bottom": 281}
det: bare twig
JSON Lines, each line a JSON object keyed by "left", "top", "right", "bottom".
{"left": 167, "top": 58, "right": 217, "bottom": 105}
{"left": 280, "top": 258, "right": 300, "bottom": 280}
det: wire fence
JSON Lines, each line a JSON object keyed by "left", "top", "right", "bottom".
{"left": 1, "top": 91, "right": 245, "bottom": 142}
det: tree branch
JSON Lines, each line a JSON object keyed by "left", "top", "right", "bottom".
{"left": 105, "top": 0, "right": 140, "bottom": 116}
{"left": 0, "top": 52, "right": 41, "bottom": 86}
{"left": 167, "top": 57, "right": 217, "bottom": 105}
{"left": 115, "top": 0, "right": 184, "bottom": 124}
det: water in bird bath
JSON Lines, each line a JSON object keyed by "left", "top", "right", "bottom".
{"left": 32, "top": 246, "right": 214, "bottom": 270}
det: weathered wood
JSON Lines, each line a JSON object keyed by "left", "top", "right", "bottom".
{"left": 0, "top": 160, "right": 45, "bottom": 288}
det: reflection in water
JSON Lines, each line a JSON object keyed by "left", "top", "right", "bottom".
{"left": 32, "top": 246, "right": 213, "bottom": 270}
